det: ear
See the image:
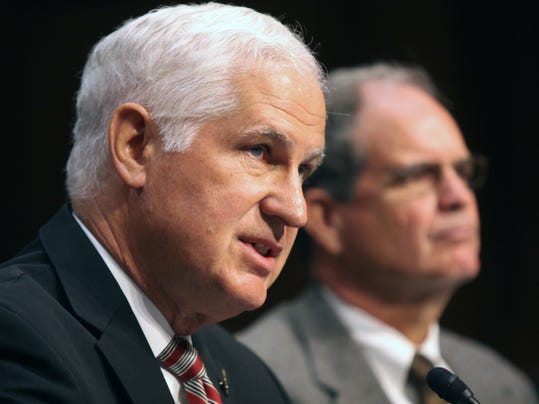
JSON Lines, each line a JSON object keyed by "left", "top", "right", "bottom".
{"left": 305, "top": 188, "right": 344, "bottom": 255}
{"left": 108, "top": 103, "right": 157, "bottom": 189}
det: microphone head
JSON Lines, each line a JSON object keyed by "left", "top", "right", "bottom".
{"left": 427, "top": 367, "right": 474, "bottom": 403}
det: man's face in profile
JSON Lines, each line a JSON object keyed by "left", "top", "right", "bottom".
{"left": 336, "top": 82, "right": 480, "bottom": 294}
{"left": 129, "top": 66, "right": 326, "bottom": 328}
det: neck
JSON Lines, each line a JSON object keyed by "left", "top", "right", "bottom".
{"left": 336, "top": 285, "right": 449, "bottom": 345}
{"left": 72, "top": 197, "right": 131, "bottom": 270}
{"left": 314, "top": 257, "right": 453, "bottom": 345}
{"left": 72, "top": 196, "right": 215, "bottom": 336}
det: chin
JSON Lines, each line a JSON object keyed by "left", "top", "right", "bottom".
{"left": 223, "top": 278, "right": 269, "bottom": 314}
{"left": 436, "top": 245, "right": 479, "bottom": 278}
{"left": 455, "top": 252, "right": 480, "bottom": 278}
{"left": 237, "top": 289, "right": 268, "bottom": 312}
{"left": 458, "top": 266, "right": 480, "bottom": 282}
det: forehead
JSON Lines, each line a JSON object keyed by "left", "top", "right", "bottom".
{"left": 355, "top": 81, "right": 469, "bottom": 163}
{"left": 232, "top": 66, "right": 326, "bottom": 136}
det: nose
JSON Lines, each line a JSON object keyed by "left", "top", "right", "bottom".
{"left": 437, "top": 167, "right": 476, "bottom": 211}
{"left": 260, "top": 172, "right": 307, "bottom": 228}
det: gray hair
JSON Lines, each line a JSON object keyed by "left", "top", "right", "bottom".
{"left": 66, "top": 2, "right": 326, "bottom": 200}
{"left": 305, "top": 62, "right": 443, "bottom": 200}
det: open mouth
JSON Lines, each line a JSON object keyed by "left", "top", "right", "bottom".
{"left": 252, "top": 242, "right": 272, "bottom": 257}
{"left": 240, "top": 236, "right": 281, "bottom": 259}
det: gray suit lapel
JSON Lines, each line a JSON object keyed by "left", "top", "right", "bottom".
{"left": 288, "top": 285, "right": 391, "bottom": 403}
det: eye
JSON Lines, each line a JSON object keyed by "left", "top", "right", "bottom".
{"left": 391, "top": 164, "right": 439, "bottom": 185}
{"left": 298, "top": 163, "right": 314, "bottom": 181}
{"left": 454, "top": 159, "right": 474, "bottom": 182}
{"left": 455, "top": 155, "right": 488, "bottom": 189}
{"left": 248, "top": 144, "right": 269, "bottom": 158}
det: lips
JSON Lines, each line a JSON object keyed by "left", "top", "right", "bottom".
{"left": 239, "top": 237, "right": 282, "bottom": 259}
{"left": 253, "top": 242, "right": 271, "bottom": 257}
{"left": 432, "top": 224, "right": 477, "bottom": 242}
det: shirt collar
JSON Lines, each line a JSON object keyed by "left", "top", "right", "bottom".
{"left": 73, "top": 213, "right": 175, "bottom": 357}
{"left": 321, "top": 285, "right": 449, "bottom": 403}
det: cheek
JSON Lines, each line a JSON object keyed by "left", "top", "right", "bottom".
{"left": 138, "top": 169, "right": 230, "bottom": 263}
{"left": 470, "top": 202, "right": 480, "bottom": 227}
{"left": 361, "top": 199, "right": 434, "bottom": 267}
{"left": 360, "top": 195, "right": 430, "bottom": 240}
{"left": 158, "top": 165, "right": 252, "bottom": 228}
{"left": 393, "top": 202, "right": 433, "bottom": 245}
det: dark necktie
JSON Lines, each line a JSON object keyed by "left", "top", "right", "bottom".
{"left": 158, "top": 335, "right": 223, "bottom": 404}
{"left": 408, "top": 353, "right": 446, "bottom": 404}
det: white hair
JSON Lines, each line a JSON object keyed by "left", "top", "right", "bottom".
{"left": 66, "top": 2, "right": 326, "bottom": 200}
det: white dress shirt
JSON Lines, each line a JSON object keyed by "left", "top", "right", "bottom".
{"left": 74, "top": 214, "right": 184, "bottom": 403}
{"left": 321, "top": 286, "right": 451, "bottom": 404}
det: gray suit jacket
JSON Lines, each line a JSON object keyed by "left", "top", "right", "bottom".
{"left": 238, "top": 284, "right": 538, "bottom": 403}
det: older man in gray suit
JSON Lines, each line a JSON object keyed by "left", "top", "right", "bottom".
{"left": 238, "top": 63, "right": 538, "bottom": 404}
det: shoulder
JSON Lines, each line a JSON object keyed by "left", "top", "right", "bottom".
{"left": 236, "top": 294, "right": 309, "bottom": 360}
{"left": 0, "top": 257, "right": 83, "bottom": 402}
{"left": 441, "top": 329, "right": 539, "bottom": 403}
{"left": 0, "top": 239, "right": 62, "bottom": 313}
{"left": 441, "top": 328, "right": 525, "bottom": 374}
{"left": 237, "top": 284, "right": 339, "bottom": 354}
{"left": 196, "top": 322, "right": 286, "bottom": 372}
{"left": 235, "top": 292, "right": 325, "bottom": 400}
{"left": 0, "top": 240, "right": 83, "bottom": 363}
{"left": 237, "top": 302, "right": 291, "bottom": 338}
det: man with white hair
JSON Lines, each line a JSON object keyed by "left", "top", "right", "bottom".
{"left": 0, "top": 3, "right": 326, "bottom": 403}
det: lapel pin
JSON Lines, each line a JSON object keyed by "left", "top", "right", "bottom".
{"left": 219, "top": 368, "right": 230, "bottom": 397}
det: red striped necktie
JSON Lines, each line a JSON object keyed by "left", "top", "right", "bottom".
{"left": 158, "top": 335, "right": 223, "bottom": 404}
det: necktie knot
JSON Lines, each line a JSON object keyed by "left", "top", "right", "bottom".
{"left": 159, "top": 336, "right": 206, "bottom": 382}
{"left": 158, "top": 335, "right": 223, "bottom": 404}
{"left": 408, "top": 353, "right": 446, "bottom": 404}
{"left": 410, "top": 353, "right": 434, "bottom": 382}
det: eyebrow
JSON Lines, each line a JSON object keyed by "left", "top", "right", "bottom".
{"left": 247, "top": 127, "right": 293, "bottom": 146}
{"left": 310, "top": 150, "right": 326, "bottom": 168}
{"left": 246, "top": 127, "right": 325, "bottom": 165}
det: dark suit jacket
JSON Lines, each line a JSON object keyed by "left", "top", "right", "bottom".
{"left": 238, "top": 283, "right": 539, "bottom": 404}
{"left": 0, "top": 205, "right": 290, "bottom": 404}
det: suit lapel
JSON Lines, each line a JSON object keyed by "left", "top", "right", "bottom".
{"left": 192, "top": 330, "right": 229, "bottom": 403}
{"left": 97, "top": 302, "right": 174, "bottom": 404}
{"left": 39, "top": 205, "right": 173, "bottom": 404}
{"left": 289, "top": 285, "right": 391, "bottom": 404}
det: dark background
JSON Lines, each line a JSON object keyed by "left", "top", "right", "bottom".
{"left": 4, "top": 0, "right": 538, "bottom": 384}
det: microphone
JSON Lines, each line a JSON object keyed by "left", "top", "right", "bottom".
{"left": 426, "top": 367, "right": 480, "bottom": 404}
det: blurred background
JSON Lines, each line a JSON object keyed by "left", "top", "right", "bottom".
{"left": 3, "top": 0, "right": 538, "bottom": 384}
